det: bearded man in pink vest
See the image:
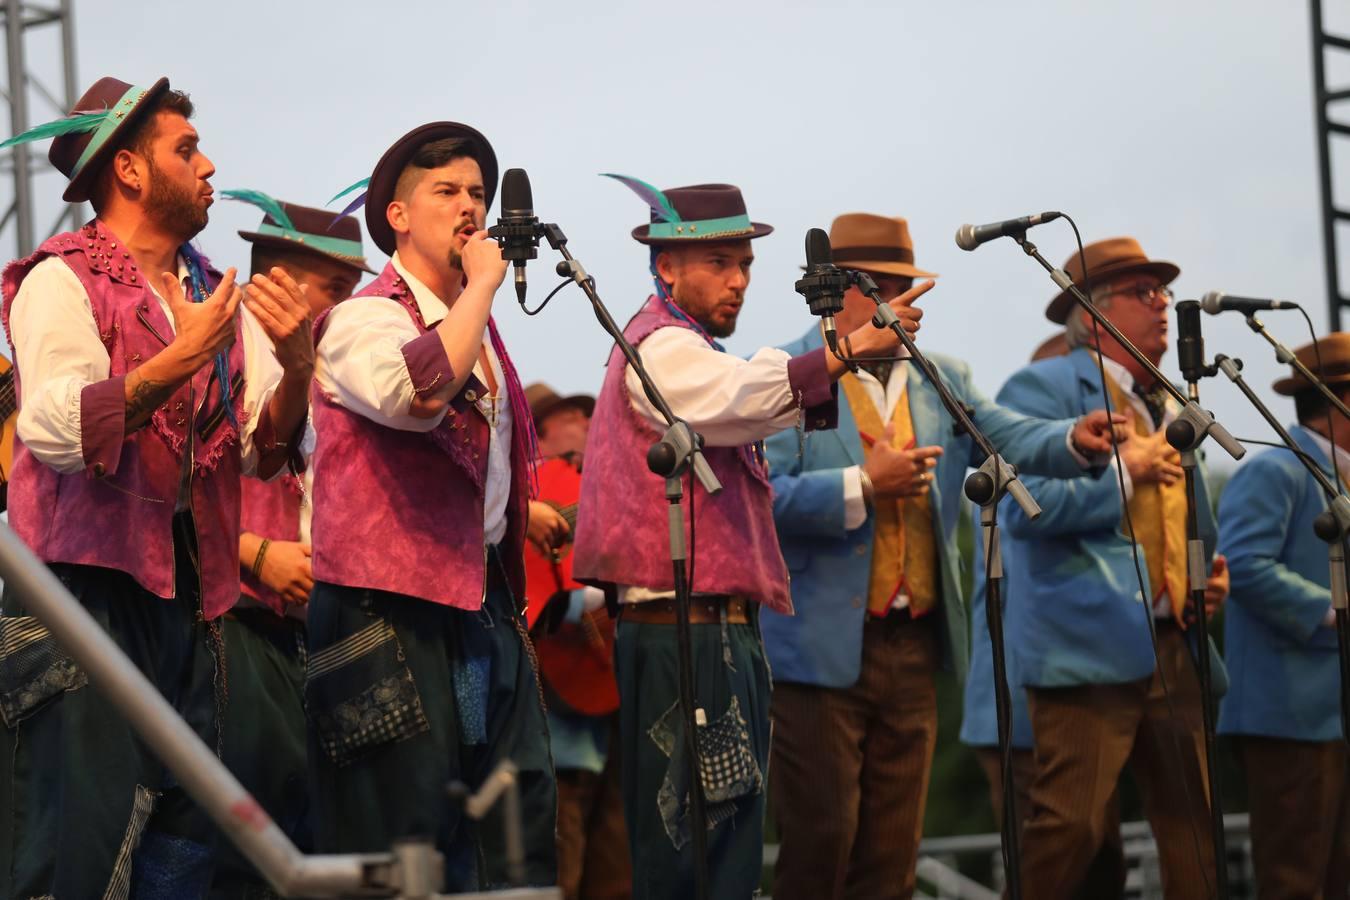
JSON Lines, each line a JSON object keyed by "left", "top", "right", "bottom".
{"left": 306, "top": 122, "right": 557, "bottom": 892}
{"left": 0, "top": 76, "right": 313, "bottom": 898}
{"left": 572, "top": 180, "right": 928, "bottom": 900}
{"left": 209, "top": 195, "right": 372, "bottom": 899}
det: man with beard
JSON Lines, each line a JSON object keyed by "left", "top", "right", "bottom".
{"left": 572, "top": 180, "right": 929, "bottom": 900}
{"left": 209, "top": 194, "right": 372, "bottom": 899}
{"left": 305, "top": 123, "right": 557, "bottom": 892}
{"left": 0, "top": 76, "right": 313, "bottom": 898}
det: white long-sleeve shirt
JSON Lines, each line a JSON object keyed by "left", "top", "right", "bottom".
{"left": 315, "top": 253, "right": 511, "bottom": 545}
{"left": 7, "top": 254, "right": 283, "bottom": 477}
{"left": 621, "top": 324, "right": 821, "bottom": 603}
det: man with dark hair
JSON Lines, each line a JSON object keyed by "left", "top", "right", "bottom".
{"left": 1218, "top": 335, "right": 1350, "bottom": 900}
{"left": 572, "top": 180, "right": 930, "bottom": 900}
{"left": 208, "top": 195, "right": 373, "bottom": 899}
{"left": 305, "top": 122, "right": 557, "bottom": 891}
{"left": 0, "top": 76, "right": 313, "bottom": 897}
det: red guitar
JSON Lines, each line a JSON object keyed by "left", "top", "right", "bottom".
{"left": 524, "top": 456, "right": 619, "bottom": 718}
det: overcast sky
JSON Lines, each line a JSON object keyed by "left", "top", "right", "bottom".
{"left": 12, "top": 0, "right": 1347, "bottom": 473}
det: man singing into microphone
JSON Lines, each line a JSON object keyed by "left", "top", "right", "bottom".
{"left": 759, "top": 213, "right": 1122, "bottom": 900}
{"left": 572, "top": 180, "right": 929, "bottom": 900}
{"left": 1217, "top": 336, "right": 1350, "bottom": 900}
{"left": 998, "top": 237, "right": 1229, "bottom": 900}
{"left": 305, "top": 122, "right": 556, "bottom": 891}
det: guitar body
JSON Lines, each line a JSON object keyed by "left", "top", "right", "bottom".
{"left": 0, "top": 357, "right": 15, "bottom": 513}
{"left": 524, "top": 456, "right": 619, "bottom": 718}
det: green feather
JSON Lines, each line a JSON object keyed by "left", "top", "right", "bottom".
{"left": 328, "top": 178, "right": 370, "bottom": 206}
{"left": 0, "top": 110, "right": 111, "bottom": 149}
{"left": 221, "top": 189, "right": 295, "bottom": 231}
{"left": 600, "top": 173, "right": 682, "bottom": 223}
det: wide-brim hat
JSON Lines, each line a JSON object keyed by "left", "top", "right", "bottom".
{"left": 1273, "top": 332, "right": 1350, "bottom": 395}
{"left": 826, "top": 212, "right": 936, "bottom": 279}
{"left": 1045, "top": 236, "right": 1180, "bottom": 324}
{"left": 236, "top": 197, "right": 375, "bottom": 274}
{"left": 48, "top": 76, "right": 171, "bottom": 203}
{"left": 525, "top": 382, "right": 595, "bottom": 425}
{"left": 619, "top": 181, "right": 772, "bottom": 245}
{"left": 365, "top": 121, "right": 498, "bottom": 257}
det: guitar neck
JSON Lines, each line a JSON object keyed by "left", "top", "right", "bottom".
{"left": 0, "top": 370, "right": 15, "bottom": 422}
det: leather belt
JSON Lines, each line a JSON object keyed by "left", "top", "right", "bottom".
{"left": 619, "top": 595, "right": 750, "bottom": 625}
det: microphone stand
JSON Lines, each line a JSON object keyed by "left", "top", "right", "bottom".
{"left": 1244, "top": 312, "right": 1350, "bottom": 422}
{"left": 528, "top": 221, "right": 719, "bottom": 900}
{"left": 1221, "top": 326, "right": 1350, "bottom": 747}
{"left": 849, "top": 269, "right": 1043, "bottom": 900}
{"left": 1009, "top": 234, "right": 1243, "bottom": 900}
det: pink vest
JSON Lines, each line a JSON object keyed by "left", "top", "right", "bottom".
{"left": 239, "top": 473, "right": 303, "bottom": 615}
{"left": 310, "top": 263, "right": 533, "bottom": 609}
{"left": 572, "top": 297, "right": 795, "bottom": 614}
{"left": 1, "top": 221, "right": 247, "bottom": 620}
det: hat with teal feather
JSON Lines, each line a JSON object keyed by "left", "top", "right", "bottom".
{"left": 226, "top": 189, "right": 375, "bottom": 274}
{"left": 603, "top": 175, "right": 773, "bottom": 245}
{"left": 0, "top": 75, "right": 172, "bottom": 204}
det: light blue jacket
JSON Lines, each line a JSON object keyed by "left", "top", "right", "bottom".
{"left": 760, "top": 326, "right": 1087, "bottom": 688}
{"left": 960, "top": 508, "right": 1034, "bottom": 748}
{"left": 1217, "top": 426, "right": 1343, "bottom": 741}
{"left": 998, "top": 348, "right": 1223, "bottom": 688}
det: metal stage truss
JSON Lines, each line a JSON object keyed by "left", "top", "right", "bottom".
{"left": 0, "top": 0, "right": 79, "bottom": 260}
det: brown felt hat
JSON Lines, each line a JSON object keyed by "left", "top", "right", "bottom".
{"left": 1273, "top": 333, "right": 1350, "bottom": 395}
{"left": 1045, "top": 236, "right": 1180, "bottom": 324}
{"left": 238, "top": 200, "right": 375, "bottom": 274}
{"left": 827, "top": 213, "right": 936, "bottom": 279}
{"left": 525, "top": 383, "right": 595, "bottom": 425}
{"left": 49, "top": 76, "right": 171, "bottom": 203}
{"left": 364, "top": 121, "right": 498, "bottom": 257}
{"left": 631, "top": 183, "right": 772, "bottom": 245}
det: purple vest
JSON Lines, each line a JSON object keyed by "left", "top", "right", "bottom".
{"left": 1, "top": 221, "right": 247, "bottom": 620}
{"left": 310, "top": 263, "right": 533, "bottom": 609}
{"left": 572, "top": 297, "right": 794, "bottom": 614}
{"left": 239, "top": 473, "right": 303, "bottom": 616}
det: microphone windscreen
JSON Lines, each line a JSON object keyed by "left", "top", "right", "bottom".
{"left": 501, "top": 168, "right": 533, "bottom": 215}
{"left": 954, "top": 224, "right": 978, "bottom": 252}
{"left": 805, "top": 227, "right": 832, "bottom": 269}
{"left": 1200, "top": 291, "right": 1224, "bottom": 314}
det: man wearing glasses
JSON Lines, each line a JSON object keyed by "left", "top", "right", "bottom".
{"left": 994, "top": 237, "right": 1230, "bottom": 899}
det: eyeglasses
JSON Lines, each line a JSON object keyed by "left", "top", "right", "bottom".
{"left": 1103, "top": 284, "right": 1174, "bottom": 308}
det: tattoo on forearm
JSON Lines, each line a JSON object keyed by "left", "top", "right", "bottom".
{"left": 125, "top": 376, "right": 174, "bottom": 428}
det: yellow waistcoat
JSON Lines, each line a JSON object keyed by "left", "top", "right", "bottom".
{"left": 840, "top": 373, "right": 939, "bottom": 617}
{"left": 1104, "top": 375, "right": 1189, "bottom": 618}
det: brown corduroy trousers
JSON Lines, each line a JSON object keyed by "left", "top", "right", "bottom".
{"left": 974, "top": 746, "right": 1127, "bottom": 899}
{"left": 1020, "top": 622, "right": 1217, "bottom": 900}
{"left": 769, "top": 614, "right": 939, "bottom": 900}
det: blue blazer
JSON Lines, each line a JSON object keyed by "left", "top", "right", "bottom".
{"left": 960, "top": 508, "right": 1035, "bottom": 749}
{"left": 1217, "top": 426, "right": 1343, "bottom": 741}
{"left": 998, "top": 348, "right": 1223, "bottom": 688}
{"left": 760, "top": 326, "right": 1086, "bottom": 688}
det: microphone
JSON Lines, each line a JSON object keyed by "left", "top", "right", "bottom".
{"left": 1174, "top": 299, "right": 1209, "bottom": 384}
{"left": 794, "top": 228, "right": 852, "bottom": 354}
{"left": 490, "top": 167, "right": 542, "bottom": 304}
{"left": 954, "top": 211, "right": 1062, "bottom": 251}
{"left": 1199, "top": 291, "right": 1300, "bottom": 315}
